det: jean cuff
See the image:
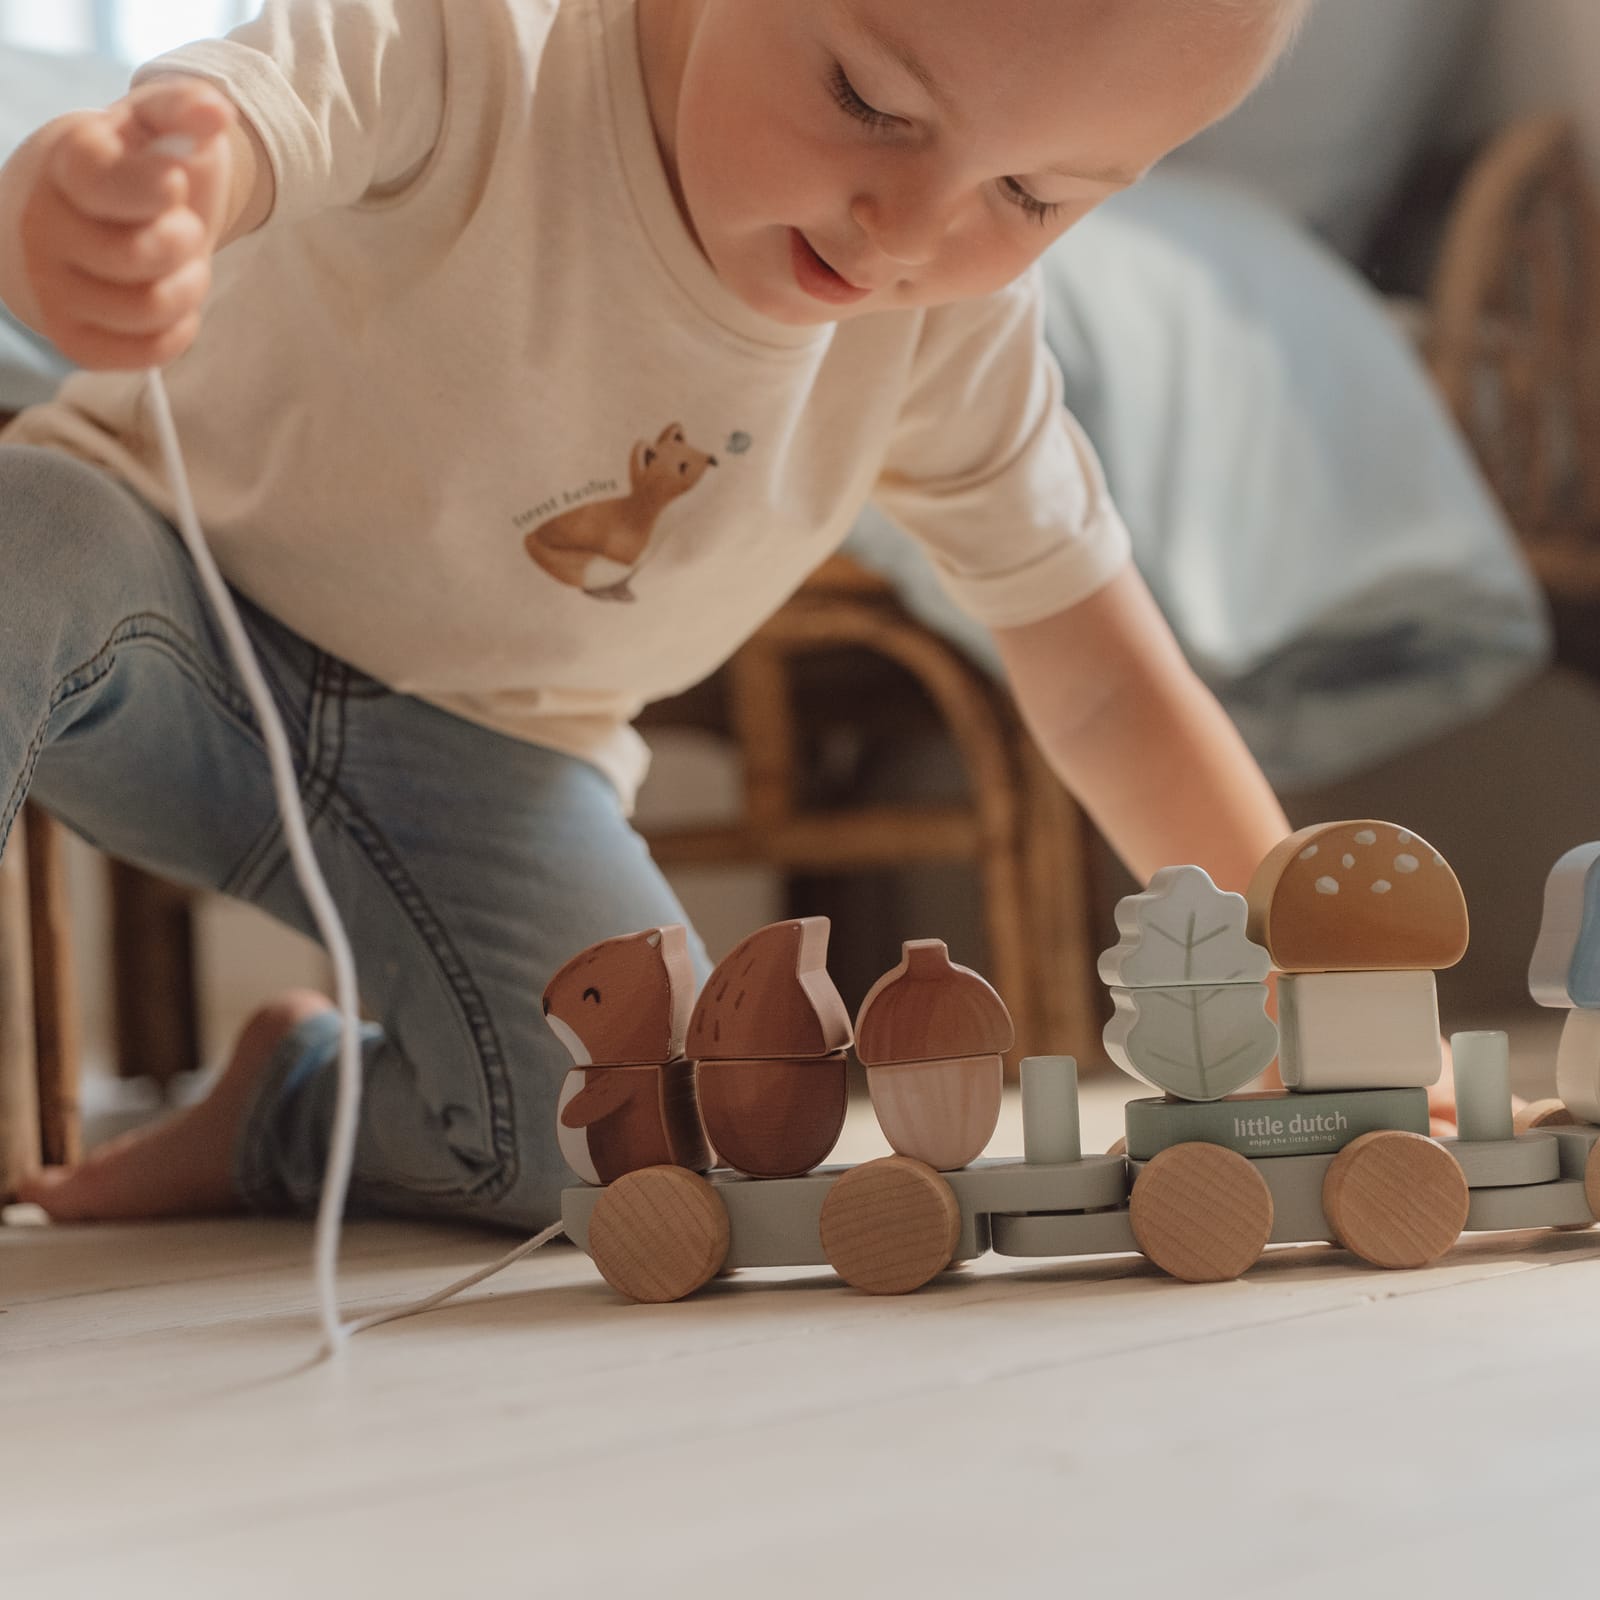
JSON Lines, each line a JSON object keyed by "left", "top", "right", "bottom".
{"left": 232, "top": 1007, "right": 380, "bottom": 1215}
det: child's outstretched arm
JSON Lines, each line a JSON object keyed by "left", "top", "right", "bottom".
{"left": 992, "top": 562, "right": 1290, "bottom": 894}
{"left": 0, "top": 77, "right": 271, "bottom": 371}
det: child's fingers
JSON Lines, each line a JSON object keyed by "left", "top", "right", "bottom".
{"left": 50, "top": 202, "right": 208, "bottom": 287}
{"left": 49, "top": 312, "right": 204, "bottom": 374}
{"left": 120, "top": 83, "right": 237, "bottom": 242}
{"left": 57, "top": 256, "right": 212, "bottom": 339}
{"left": 120, "top": 78, "right": 235, "bottom": 147}
{"left": 49, "top": 118, "right": 190, "bottom": 226}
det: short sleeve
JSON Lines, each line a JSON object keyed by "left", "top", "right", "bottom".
{"left": 872, "top": 265, "right": 1132, "bottom": 629}
{"left": 133, "top": 0, "right": 451, "bottom": 224}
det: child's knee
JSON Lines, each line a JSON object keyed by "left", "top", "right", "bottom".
{"left": 0, "top": 446, "right": 144, "bottom": 587}
{"left": 0, "top": 447, "right": 186, "bottom": 648}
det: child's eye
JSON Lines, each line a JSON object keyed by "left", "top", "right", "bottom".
{"left": 1002, "top": 177, "right": 1062, "bottom": 227}
{"left": 828, "top": 63, "right": 898, "bottom": 131}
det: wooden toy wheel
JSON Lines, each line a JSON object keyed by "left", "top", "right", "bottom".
{"left": 586, "top": 1166, "right": 731, "bottom": 1304}
{"left": 1129, "top": 1143, "right": 1274, "bottom": 1283}
{"left": 1323, "top": 1131, "right": 1469, "bottom": 1270}
{"left": 819, "top": 1156, "right": 961, "bottom": 1295}
{"left": 1514, "top": 1098, "right": 1577, "bottom": 1133}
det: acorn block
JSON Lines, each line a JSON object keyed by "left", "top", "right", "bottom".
{"left": 689, "top": 918, "right": 852, "bottom": 1179}
{"left": 1247, "top": 821, "right": 1469, "bottom": 974}
{"left": 543, "top": 926, "right": 709, "bottom": 1185}
{"left": 856, "top": 940, "right": 1013, "bottom": 1171}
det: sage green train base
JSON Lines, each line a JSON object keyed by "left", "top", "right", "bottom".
{"left": 560, "top": 1126, "right": 1600, "bottom": 1282}
{"left": 1124, "top": 1087, "right": 1430, "bottom": 1161}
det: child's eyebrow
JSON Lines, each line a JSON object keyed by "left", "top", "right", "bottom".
{"left": 847, "top": 12, "right": 1143, "bottom": 189}
{"left": 1041, "top": 159, "right": 1145, "bottom": 187}
{"left": 850, "top": 13, "right": 960, "bottom": 119}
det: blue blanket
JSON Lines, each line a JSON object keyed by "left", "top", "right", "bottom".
{"left": 847, "top": 171, "right": 1549, "bottom": 789}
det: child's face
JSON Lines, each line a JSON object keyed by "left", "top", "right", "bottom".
{"left": 644, "top": 0, "right": 1289, "bottom": 326}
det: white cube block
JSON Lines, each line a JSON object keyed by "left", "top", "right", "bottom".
{"left": 1556, "top": 1006, "right": 1600, "bottom": 1125}
{"left": 1278, "top": 970, "right": 1442, "bottom": 1091}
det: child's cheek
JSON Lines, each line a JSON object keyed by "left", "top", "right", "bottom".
{"left": 684, "top": 76, "right": 775, "bottom": 227}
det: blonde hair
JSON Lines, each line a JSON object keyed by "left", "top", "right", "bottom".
{"left": 1219, "top": 0, "right": 1314, "bottom": 49}
{"left": 1193, "top": 0, "right": 1314, "bottom": 72}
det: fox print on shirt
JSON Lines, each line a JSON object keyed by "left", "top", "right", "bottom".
{"left": 523, "top": 422, "right": 719, "bottom": 603}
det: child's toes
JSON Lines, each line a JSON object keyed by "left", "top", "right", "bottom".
{"left": 14, "top": 1165, "right": 93, "bottom": 1221}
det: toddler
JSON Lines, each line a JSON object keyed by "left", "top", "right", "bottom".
{"left": 0, "top": 0, "right": 1308, "bottom": 1230}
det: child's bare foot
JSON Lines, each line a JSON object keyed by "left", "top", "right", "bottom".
{"left": 17, "top": 989, "right": 334, "bottom": 1221}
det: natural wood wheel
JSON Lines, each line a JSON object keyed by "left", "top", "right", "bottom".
{"left": 819, "top": 1156, "right": 961, "bottom": 1295}
{"left": 586, "top": 1166, "right": 730, "bottom": 1304}
{"left": 1323, "top": 1131, "right": 1469, "bottom": 1270}
{"left": 1514, "top": 1098, "right": 1577, "bottom": 1133}
{"left": 1129, "top": 1143, "right": 1274, "bottom": 1283}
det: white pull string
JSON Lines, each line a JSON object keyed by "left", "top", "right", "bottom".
{"left": 145, "top": 367, "right": 364, "bottom": 1356}
{"left": 342, "top": 1220, "right": 565, "bottom": 1336}
{"left": 145, "top": 367, "right": 565, "bottom": 1352}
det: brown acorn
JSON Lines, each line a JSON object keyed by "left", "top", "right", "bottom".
{"left": 856, "top": 940, "right": 1013, "bottom": 1171}
{"left": 689, "top": 918, "right": 853, "bottom": 1179}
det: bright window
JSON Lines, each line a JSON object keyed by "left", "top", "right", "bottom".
{"left": 0, "top": 0, "right": 258, "bottom": 60}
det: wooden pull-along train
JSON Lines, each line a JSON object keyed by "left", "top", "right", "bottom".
{"left": 549, "top": 821, "right": 1600, "bottom": 1303}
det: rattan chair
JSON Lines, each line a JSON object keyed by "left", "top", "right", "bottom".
{"left": 0, "top": 806, "right": 80, "bottom": 1199}
{"left": 1427, "top": 114, "right": 1600, "bottom": 676}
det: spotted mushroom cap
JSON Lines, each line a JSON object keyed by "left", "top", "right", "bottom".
{"left": 1245, "top": 821, "right": 1469, "bottom": 974}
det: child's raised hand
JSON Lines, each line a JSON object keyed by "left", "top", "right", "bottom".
{"left": 19, "top": 79, "right": 238, "bottom": 371}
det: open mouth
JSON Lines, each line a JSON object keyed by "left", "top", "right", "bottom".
{"left": 789, "top": 230, "right": 872, "bottom": 305}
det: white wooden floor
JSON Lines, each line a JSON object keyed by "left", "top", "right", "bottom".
{"left": 5, "top": 1062, "right": 1599, "bottom": 1599}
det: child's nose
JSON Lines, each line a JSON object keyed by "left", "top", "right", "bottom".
{"left": 850, "top": 188, "right": 955, "bottom": 269}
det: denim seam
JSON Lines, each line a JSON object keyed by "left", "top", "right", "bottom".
{"left": 239, "top": 655, "right": 519, "bottom": 1209}
{"left": 3, "top": 612, "right": 262, "bottom": 855}
{"left": 218, "top": 650, "right": 329, "bottom": 899}
{"left": 320, "top": 788, "right": 521, "bottom": 1207}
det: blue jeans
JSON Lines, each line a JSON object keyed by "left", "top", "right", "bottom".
{"left": 0, "top": 444, "right": 708, "bottom": 1230}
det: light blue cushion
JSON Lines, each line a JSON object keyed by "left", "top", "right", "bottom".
{"left": 0, "top": 307, "right": 69, "bottom": 412}
{"left": 851, "top": 171, "right": 1550, "bottom": 790}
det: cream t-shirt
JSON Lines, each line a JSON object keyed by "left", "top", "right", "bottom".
{"left": 7, "top": 0, "right": 1131, "bottom": 807}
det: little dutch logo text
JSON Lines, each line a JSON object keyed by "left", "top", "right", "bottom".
{"left": 1233, "top": 1109, "right": 1349, "bottom": 1140}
